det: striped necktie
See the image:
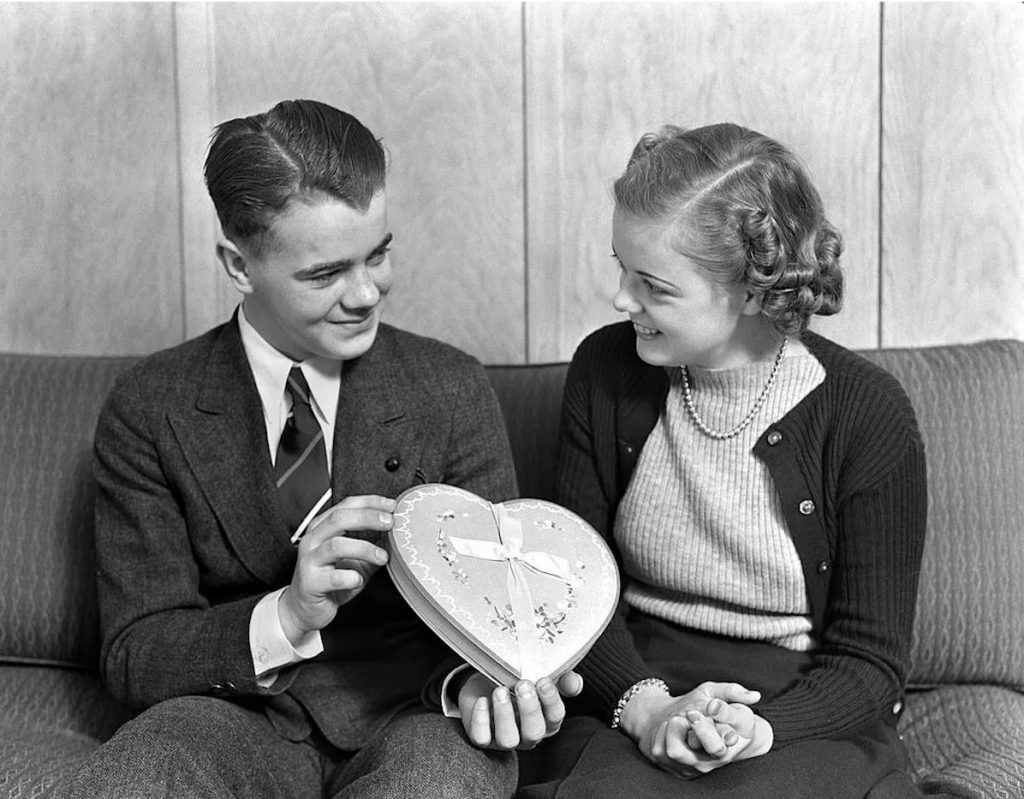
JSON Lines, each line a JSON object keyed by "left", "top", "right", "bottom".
{"left": 275, "top": 367, "right": 330, "bottom": 537}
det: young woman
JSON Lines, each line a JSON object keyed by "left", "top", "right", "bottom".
{"left": 519, "top": 123, "right": 928, "bottom": 798}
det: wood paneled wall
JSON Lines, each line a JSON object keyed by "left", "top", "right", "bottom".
{"left": 2, "top": 2, "right": 1021, "bottom": 362}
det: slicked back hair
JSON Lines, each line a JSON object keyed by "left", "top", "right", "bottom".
{"left": 204, "top": 99, "right": 386, "bottom": 258}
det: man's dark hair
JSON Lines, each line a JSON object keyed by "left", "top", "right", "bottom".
{"left": 204, "top": 99, "right": 386, "bottom": 257}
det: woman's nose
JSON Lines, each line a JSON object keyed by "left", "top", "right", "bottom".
{"left": 613, "top": 282, "right": 639, "bottom": 314}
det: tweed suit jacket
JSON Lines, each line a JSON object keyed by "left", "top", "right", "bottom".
{"left": 92, "top": 317, "right": 518, "bottom": 750}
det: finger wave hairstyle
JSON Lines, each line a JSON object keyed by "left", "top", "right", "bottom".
{"left": 614, "top": 123, "right": 843, "bottom": 335}
{"left": 204, "top": 99, "right": 386, "bottom": 259}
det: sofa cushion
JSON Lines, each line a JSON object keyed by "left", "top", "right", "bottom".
{"left": 0, "top": 665, "right": 131, "bottom": 742}
{"left": 899, "top": 684, "right": 1024, "bottom": 798}
{"left": 0, "top": 355, "right": 136, "bottom": 668}
{"left": 0, "top": 666, "right": 130, "bottom": 799}
{"left": 860, "top": 341, "right": 1024, "bottom": 690}
{"left": 0, "top": 726, "right": 99, "bottom": 799}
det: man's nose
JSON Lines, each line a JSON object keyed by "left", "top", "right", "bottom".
{"left": 343, "top": 267, "right": 381, "bottom": 309}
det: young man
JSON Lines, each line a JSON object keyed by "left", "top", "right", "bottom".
{"left": 62, "top": 99, "right": 571, "bottom": 799}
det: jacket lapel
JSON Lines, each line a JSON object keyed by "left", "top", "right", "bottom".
{"left": 332, "top": 326, "right": 426, "bottom": 543}
{"left": 168, "top": 322, "right": 295, "bottom": 587}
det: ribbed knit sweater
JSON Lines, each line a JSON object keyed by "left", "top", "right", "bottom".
{"left": 616, "top": 356, "right": 825, "bottom": 651}
{"left": 556, "top": 322, "right": 927, "bottom": 748}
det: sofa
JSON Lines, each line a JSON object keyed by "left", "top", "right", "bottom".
{"left": 1, "top": 340, "right": 1022, "bottom": 798}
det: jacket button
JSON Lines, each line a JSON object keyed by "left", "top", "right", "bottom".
{"left": 816, "top": 560, "right": 830, "bottom": 574}
{"left": 767, "top": 430, "right": 783, "bottom": 446}
{"left": 892, "top": 701, "right": 903, "bottom": 714}
{"left": 385, "top": 457, "right": 400, "bottom": 472}
{"left": 799, "top": 499, "right": 815, "bottom": 515}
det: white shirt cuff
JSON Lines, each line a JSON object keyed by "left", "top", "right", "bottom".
{"left": 440, "top": 663, "right": 475, "bottom": 718}
{"left": 250, "top": 587, "right": 324, "bottom": 688}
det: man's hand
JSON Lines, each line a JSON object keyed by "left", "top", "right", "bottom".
{"left": 278, "top": 495, "right": 393, "bottom": 644}
{"left": 619, "top": 680, "right": 771, "bottom": 778}
{"left": 458, "top": 670, "right": 584, "bottom": 750}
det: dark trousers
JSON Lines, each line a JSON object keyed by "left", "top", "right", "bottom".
{"left": 57, "top": 696, "right": 516, "bottom": 799}
{"left": 519, "top": 616, "right": 922, "bottom": 799}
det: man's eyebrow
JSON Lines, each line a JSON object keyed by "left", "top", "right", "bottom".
{"left": 299, "top": 232, "right": 393, "bottom": 275}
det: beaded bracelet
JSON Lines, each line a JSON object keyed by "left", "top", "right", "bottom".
{"left": 609, "top": 677, "right": 670, "bottom": 730}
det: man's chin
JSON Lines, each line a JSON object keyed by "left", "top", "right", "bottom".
{"left": 327, "top": 319, "right": 380, "bottom": 361}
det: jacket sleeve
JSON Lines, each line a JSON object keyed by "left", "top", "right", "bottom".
{"left": 94, "top": 368, "right": 285, "bottom": 711}
{"left": 755, "top": 401, "right": 928, "bottom": 747}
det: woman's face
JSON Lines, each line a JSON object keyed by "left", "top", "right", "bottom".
{"left": 611, "top": 209, "right": 764, "bottom": 369}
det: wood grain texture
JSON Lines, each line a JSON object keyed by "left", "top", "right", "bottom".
{"left": 0, "top": 3, "right": 183, "bottom": 355}
{"left": 174, "top": 3, "right": 221, "bottom": 341}
{"left": 207, "top": 2, "right": 526, "bottom": 363}
{"left": 525, "top": 2, "right": 881, "bottom": 361}
{"left": 882, "top": 3, "right": 1024, "bottom": 347}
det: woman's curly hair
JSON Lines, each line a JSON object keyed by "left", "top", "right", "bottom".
{"left": 613, "top": 123, "right": 843, "bottom": 335}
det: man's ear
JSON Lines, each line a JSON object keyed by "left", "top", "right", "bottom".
{"left": 216, "top": 238, "right": 255, "bottom": 294}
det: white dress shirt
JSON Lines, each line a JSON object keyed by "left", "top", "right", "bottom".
{"left": 237, "top": 305, "right": 341, "bottom": 686}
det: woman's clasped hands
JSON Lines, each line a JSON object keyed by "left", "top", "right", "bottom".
{"left": 619, "top": 681, "right": 774, "bottom": 778}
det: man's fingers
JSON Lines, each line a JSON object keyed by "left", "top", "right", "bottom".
{"left": 467, "top": 696, "right": 492, "bottom": 747}
{"left": 303, "top": 496, "right": 395, "bottom": 545}
{"left": 555, "top": 670, "right": 583, "bottom": 698}
{"left": 316, "top": 534, "right": 389, "bottom": 568}
{"left": 512, "top": 682, "right": 547, "bottom": 748}
{"left": 536, "top": 678, "right": 566, "bottom": 735}
{"left": 491, "top": 686, "right": 520, "bottom": 749}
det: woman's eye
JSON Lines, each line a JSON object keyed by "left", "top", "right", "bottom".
{"left": 643, "top": 279, "right": 665, "bottom": 295}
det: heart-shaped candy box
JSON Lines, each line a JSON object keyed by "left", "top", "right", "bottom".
{"left": 387, "top": 484, "right": 619, "bottom": 687}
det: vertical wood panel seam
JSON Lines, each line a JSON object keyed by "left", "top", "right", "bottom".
{"left": 520, "top": 2, "right": 530, "bottom": 364}
{"left": 171, "top": 4, "right": 188, "bottom": 344}
{"left": 877, "top": 2, "right": 885, "bottom": 349}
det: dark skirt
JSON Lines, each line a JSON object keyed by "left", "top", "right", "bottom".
{"left": 518, "top": 615, "right": 923, "bottom": 799}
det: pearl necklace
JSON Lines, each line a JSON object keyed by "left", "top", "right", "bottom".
{"left": 680, "top": 338, "right": 789, "bottom": 440}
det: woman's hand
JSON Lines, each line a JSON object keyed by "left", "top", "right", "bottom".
{"left": 458, "top": 670, "right": 583, "bottom": 750}
{"left": 619, "top": 680, "right": 772, "bottom": 778}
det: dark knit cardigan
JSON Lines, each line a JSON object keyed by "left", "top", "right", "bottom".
{"left": 557, "top": 322, "right": 927, "bottom": 748}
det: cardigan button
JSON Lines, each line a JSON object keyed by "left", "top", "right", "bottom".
{"left": 799, "top": 499, "right": 816, "bottom": 515}
{"left": 892, "top": 701, "right": 903, "bottom": 715}
{"left": 385, "top": 457, "right": 400, "bottom": 472}
{"left": 816, "top": 560, "right": 830, "bottom": 574}
{"left": 767, "top": 430, "right": 783, "bottom": 446}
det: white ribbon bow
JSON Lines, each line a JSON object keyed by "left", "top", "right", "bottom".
{"left": 447, "top": 505, "right": 575, "bottom": 674}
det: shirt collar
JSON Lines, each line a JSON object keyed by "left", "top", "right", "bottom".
{"left": 236, "top": 304, "right": 341, "bottom": 426}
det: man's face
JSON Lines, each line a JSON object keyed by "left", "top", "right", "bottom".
{"left": 234, "top": 192, "right": 393, "bottom": 362}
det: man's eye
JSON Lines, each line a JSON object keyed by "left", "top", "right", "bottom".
{"left": 310, "top": 270, "right": 340, "bottom": 284}
{"left": 367, "top": 247, "right": 391, "bottom": 267}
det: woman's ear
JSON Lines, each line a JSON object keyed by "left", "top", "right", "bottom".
{"left": 741, "top": 290, "right": 764, "bottom": 316}
{"left": 216, "top": 238, "right": 255, "bottom": 294}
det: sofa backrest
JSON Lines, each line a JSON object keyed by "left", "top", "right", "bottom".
{"left": 859, "top": 340, "right": 1024, "bottom": 691}
{"left": 2, "top": 340, "right": 1021, "bottom": 691}
{"left": 0, "top": 354, "right": 138, "bottom": 669}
